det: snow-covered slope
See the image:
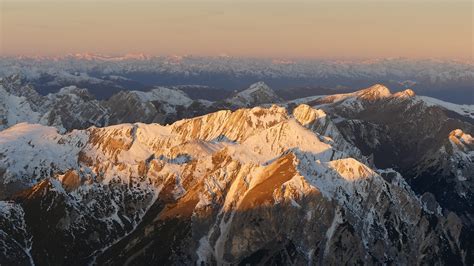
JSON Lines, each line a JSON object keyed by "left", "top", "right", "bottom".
{"left": 133, "top": 87, "right": 193, "bottom": 107}
{"left": 418, "top": 96, "right": 474, "bottom": 119}
{"left": 0, "top": 85, "right": 41, "bottom": 130}
{"left": 0, "top": 123, "right": 87, "bottom": 198}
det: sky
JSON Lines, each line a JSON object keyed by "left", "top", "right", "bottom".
{"left": 1, "top": 0, "right": 473, "bottom": 59}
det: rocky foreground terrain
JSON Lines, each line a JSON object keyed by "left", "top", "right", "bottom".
{"left": 0, "top": 82, "right": 473, "bottom": 265}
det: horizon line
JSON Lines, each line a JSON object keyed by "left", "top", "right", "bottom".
{"left": 2, "top": 52, "right": 473, "bottom": 63}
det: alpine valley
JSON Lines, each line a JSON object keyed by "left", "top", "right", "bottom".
{"left": 0, "top": 76, "right": 473, "bottom": 265}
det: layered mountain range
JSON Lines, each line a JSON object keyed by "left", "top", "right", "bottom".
{"left": 2, "top": 55, "right": 472, "bottom": 84}
{"left": 1, "top": 56, "right": 473, "bottom": 104}
{"left": 0, "top": 80, "right": 473, "bottom": 265}
{"left": 0, "top": 76, "right": 280, "bottom": 132}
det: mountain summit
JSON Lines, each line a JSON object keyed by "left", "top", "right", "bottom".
{"left": 226, "top": 81, "right": 282, "bottom": 107}
{"left": 357, "top": 84, "right": 392, "bottom": 101}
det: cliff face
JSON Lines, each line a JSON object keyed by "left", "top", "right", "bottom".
{"left": 0, "top": 103, "right": 469, "bottom": 265}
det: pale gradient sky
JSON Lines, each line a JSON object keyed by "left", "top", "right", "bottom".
{"left": 1, "top": 0, "right": 472, "bottom": 59}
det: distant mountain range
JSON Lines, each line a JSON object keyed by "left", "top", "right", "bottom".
{"left": 1, "top": 56, "right": 473, "bottom": 103}
{"left": 0, "top": 77, "right": 473, "bottom": 264}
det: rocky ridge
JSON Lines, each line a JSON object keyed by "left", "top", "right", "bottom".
{"left": 0, "top": 75, "right": 283, "bottom": 131}
{"left": 294, "top": 84, "right": 474, "bottom": 263}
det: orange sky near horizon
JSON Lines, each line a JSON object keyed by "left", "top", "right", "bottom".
{"left": 1, "top": 0, "right": 472, "bottom": 59}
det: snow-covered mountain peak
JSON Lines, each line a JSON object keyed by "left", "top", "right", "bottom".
{"left": 449, "top": 129, "right": 473, "bottom": 153}
{"left": 247, "top": 81, "right": 271, "bottom": 92}
{"left": 170, "top": 104, "right": 289, "bottom": 143}
{"left": 132, "top": 86, "right": 193, "bottom": 106}
{"left": 443, "top": 129, "right": 473, "bottom": 184}
{"left": 300, "top": 83, "right": 393, "bottom": 108}
{"left": 54, "top": 85, "right": 93, "bottom": 99}
{"left": 299, "top": 84, "right": 473, "bottom": 119}
{"left": 68, "top": 52, "right": 150, "bottom": 61}
{"left": 393, "top": 88, "right": 416, "bottom": 98}
{"left": 357, "top": 84, "right": 391, "bottom": 101}
{"left": 292, "top": 104, "right": 327, "bottom": 126}
{"left": 56, "top": 85, "right": 84, "bottom": 94}
{"left": 226, "top": 81, "right": 282, "bottom": 107}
